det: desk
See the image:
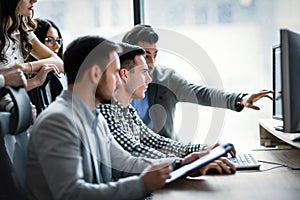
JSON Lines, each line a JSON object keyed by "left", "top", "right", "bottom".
{"left": 153, "top": 149, "right": 300, "bottom": 200}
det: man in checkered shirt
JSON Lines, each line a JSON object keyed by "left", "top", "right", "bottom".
{"left": 99, "top": 42, "right": 222, "bottom": 160}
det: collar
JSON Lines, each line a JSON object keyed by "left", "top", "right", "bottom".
{"left": 111, "top": 100, "right": 141, "bottom": 126}
{"left": 112, "top": 100, "right": 136, "bottom": 114}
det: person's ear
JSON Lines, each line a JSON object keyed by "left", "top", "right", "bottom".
{"left": 90, "top": 65, "right": 102, "bottom": 84}
{"left": 119, "top": 68, "right": 128, "bottom": 82}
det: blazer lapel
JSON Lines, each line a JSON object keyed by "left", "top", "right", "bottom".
{"left": 83, "top": 125, "right": 102, "bottom": 183}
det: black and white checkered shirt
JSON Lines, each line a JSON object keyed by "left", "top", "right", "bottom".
{"left": 98, "top": 101, "right": 202, "bottom": 159}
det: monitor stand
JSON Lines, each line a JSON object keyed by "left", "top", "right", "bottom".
{"left": 259, "top": 119, "right": 300, "bottom": 148}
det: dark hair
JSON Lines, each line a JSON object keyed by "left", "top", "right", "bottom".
{"left": 63, "top": 35, "right": 120, "bottom": 84}
{"left": 122, "top": 24, "right": 159, "bottom": 45}
{"left": 0, "top": 0, "right": 36, "bottom": 64}
{"left": 118, "top": 42, "right": 145, "bottom": 71}
{"left": 34, "top": 18, "right": 64, "bottom": 59}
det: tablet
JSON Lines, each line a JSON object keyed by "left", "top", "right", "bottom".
{"left": 166, "top": 143, "right": 234, "bottom": 183}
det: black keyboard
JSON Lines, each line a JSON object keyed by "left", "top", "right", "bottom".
{"left": 228, "top": 153, "right": 260, "bottom": 170}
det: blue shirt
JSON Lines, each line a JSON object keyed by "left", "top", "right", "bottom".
{"left": 130, "top": 91, "right": 153, "bottom": 129}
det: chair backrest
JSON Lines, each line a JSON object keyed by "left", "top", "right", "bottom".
{"left": 0, "top": 86, "right": 32, "bottom": 200}
{"left": 27, "top": 72, "right": 63, "bottom": 115}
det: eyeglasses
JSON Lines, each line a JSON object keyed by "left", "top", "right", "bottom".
{"left": 45, "top": 36, "right": 63, "bottom": 46}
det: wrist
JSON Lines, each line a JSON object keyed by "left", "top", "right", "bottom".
{"left": 28, "top": 62, "right": 34, "bottom": 75}
{"left": 18, "top": 63, "right": 27, "bottom": 72}
{"left": 28, "top": 77, "right": 42, "bottom": 88}
{"left": 235, "top": 93, "right": 248, "bottom": 111}
{"left": 21, "top": 62, "right": 34, "bottom": 74}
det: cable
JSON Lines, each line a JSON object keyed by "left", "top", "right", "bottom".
{"left": 258, "top": 160, "right": 300, "bottom": 171}
{"left": 258, "top": 165, "right": 285, "bottom": 172}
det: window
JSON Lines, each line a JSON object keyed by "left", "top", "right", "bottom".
{"left": 34, "top": 0, "right": 133, "bottom": 47}
{"left": 144, "top": 0, "right": 300, "bottom": 148}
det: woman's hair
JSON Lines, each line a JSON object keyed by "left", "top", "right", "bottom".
{"left": 34, "top": 18, "right": 64, "bottom": 59}
{"left": 0, "top": 0, "right": 36, "bottom": 64}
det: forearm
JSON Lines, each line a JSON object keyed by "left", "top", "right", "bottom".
{"left": 152, "top": 140, "right": 192, "bottom": 158}
{"left": 141, "top": 127, "right": 196, "bottom": 158}
{"left": 132, "top": 144, "right": 176, "bottom": 159}
{"left": 185, "top": 143, "right": 204, "bottom": 155}
{"left": 26, "top": 78, "right": 42, "bottom": 91}
{"left": 144, "top": 135, "right": 202, "bottom": 158}
{"left": 21, "top": 56, "right": 64, "bottom": 74}
{"left": 33, "top": 55, "right": 64, "bottom": 72}
{"left": 113, "top": 130, "right": 173, "bottom": 159}
{"left": 167, "top": 71, "right": 240, "bottom": 110}
{"left": 179, "top": 85, "right": 238, "bottom": 110}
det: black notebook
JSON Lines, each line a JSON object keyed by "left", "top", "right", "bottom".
{"left": 166, "top": 143, "right": 234, "bottom": 183}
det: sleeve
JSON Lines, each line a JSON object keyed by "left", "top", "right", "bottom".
{"left": 165, "top": 68, "right": 241, "bottom": 111}
{"left": 29, "top": 111, "right": 146, "bottom": 200}
{"left": 99, "top": 104, "right": 177, "bottom": 159}
{"left": 136, "top": 112, "right": 203, "bottom": 158}
{"left": 98, "top": 113, "right": 149, "bottom": 176}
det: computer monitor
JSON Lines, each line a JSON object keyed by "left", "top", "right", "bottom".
{"left": 272, "top": 29, "right": 300, "bottom": 133}
{"left": 272, "top": 45, "right": 282, "bottom": 121}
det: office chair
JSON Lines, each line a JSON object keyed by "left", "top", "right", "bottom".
{"left": 27, "top": 71, "right": 63, "bottom": 115}
{"left": 0, "top": 86, "right": 32, "bottom": 200}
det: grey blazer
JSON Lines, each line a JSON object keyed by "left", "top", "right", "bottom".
{"left": 147, "top": 66, "right": 241, "bottom": 139}
{"left": 26, "top": 90, "right": 148, "bottom": 200}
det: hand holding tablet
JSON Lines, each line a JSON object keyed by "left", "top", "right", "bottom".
{"left": 166, "top": 143, "right": 235, "bottom": 183}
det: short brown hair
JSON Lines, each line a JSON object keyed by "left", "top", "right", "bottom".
{"left": 118, "top": 42, "right": 145, "bottom": 71}
{"left": 122, "top": 24, "right": 159, "bottom": 45}
{"left": 64, "top": 36, "right": 120, "bottom": 84}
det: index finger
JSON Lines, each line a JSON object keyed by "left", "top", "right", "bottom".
{"left": 45, "top": 64, "right": 61, "bottom": 77}
{"left": 259, "top": 90, "right": 274, "bottom": 95}
{"left": 219, "top": 157, "right": 236, "bottom": 171}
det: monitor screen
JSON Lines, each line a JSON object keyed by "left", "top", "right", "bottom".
{"left": 272, "top": 45, "right": 283, "bottom": 121}
{"left": 280, "top": 29, "right": 300, "bottom": 133}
